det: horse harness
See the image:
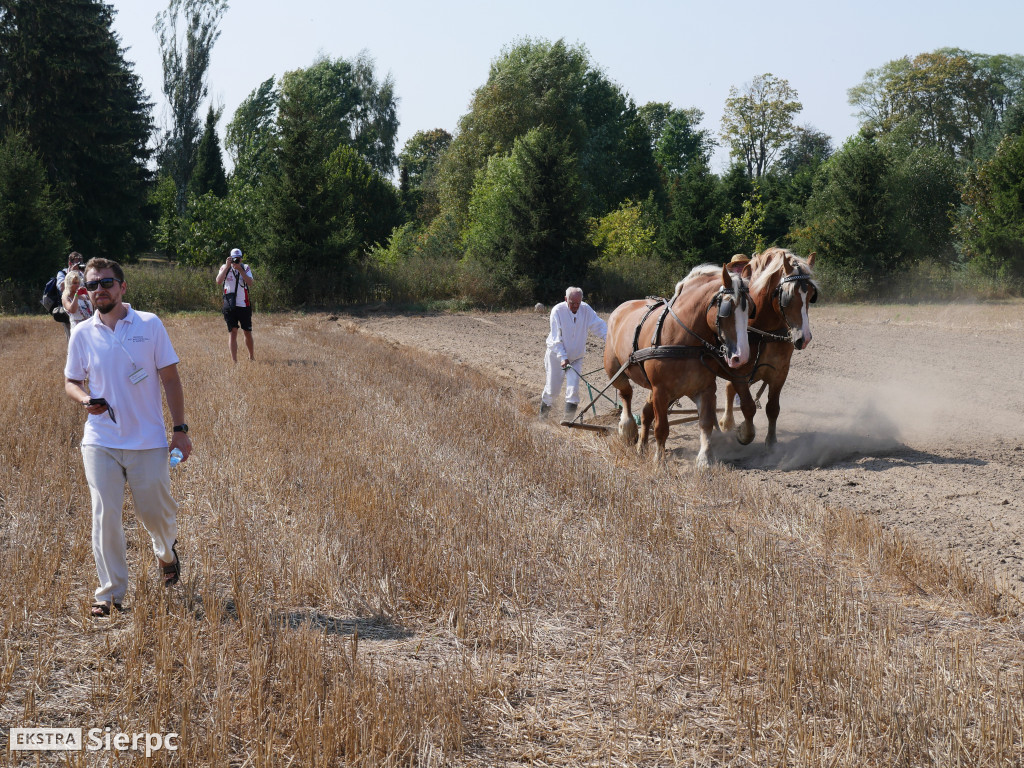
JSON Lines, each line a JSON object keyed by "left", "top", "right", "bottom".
{"left": 617, "top": 282, "right": 753, "bottom": 387}
{"left": 748, "top": 272, "right": 818, "bottom": 344}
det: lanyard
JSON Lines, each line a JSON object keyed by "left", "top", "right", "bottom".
{"left": 111, "top": 316, "right": 139, "bottom": 370}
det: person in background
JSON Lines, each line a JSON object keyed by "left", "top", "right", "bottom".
{"left": 215, "top": 247, "right": 255, "bottom": 362}
{"left": 540, "top": 286, "right": 607, "bottom": 417}
{"left": 61, "top": 266, "right": 93, "bottom": 327}
{"left": 64, "top": 258, "right": 192, "bottom": 617}
{"left": 56, "top": 251, "right": 84, "bottom": 293}
{"left": 53, "top": 252, "right": 83, "bottom": 338}
{"left": 727, "top": 253, "right": 750, "bottom": 275}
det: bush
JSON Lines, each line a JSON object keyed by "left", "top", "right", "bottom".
{"left": 585, "top": 252, "right": 690, "bottom": 307}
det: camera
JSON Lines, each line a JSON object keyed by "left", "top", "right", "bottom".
{"left": 232, "top": 256, "right": 242, "bottom": 264}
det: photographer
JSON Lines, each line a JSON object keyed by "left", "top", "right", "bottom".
{"left": 53, "top": 252, "right": 83, "bottom": 338}
{"left": 61, "top": 266, "right": 93, "bottom": 327}
{"left": 215, "top": 247, "right": 255, "bottom": 362}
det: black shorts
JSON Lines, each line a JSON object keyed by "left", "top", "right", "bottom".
{"left": 223, "top": 305, "right": 253, "bottom": 332}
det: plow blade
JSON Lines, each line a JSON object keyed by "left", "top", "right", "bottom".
{"left": 560, "top": 421, "right": 616, "bottom": 432}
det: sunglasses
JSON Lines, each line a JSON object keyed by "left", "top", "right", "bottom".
{"left": 84, "top": 277, "right": 123, "bottom": 291}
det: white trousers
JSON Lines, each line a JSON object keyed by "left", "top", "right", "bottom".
{"left": 81, "top": 445, "right": 178, "bottom": 605}
{"left": 542, "top": 348, "right": 583, "bottom": 406}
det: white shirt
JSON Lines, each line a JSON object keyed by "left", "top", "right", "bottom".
{"left": 65, "top": 304, "right": 180, "bottom": 450}
{"left": 66, "top": 289, "right": 93, "bottom": 326}
{"left": 222, "top": 265, "right": 254, "bottom": 308}
{"left": 545, "top": 301, "right": 607, "bottom": 363}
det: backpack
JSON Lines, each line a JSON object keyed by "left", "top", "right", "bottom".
{"left": 41, "top": 277, "right": 69, "bottom": 323}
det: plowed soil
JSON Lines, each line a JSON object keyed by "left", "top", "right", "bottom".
{"left": 345, "top": 302, "right": 1024, "bottom": 602}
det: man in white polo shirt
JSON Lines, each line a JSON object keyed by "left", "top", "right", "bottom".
{"left": 64, "top": 258, "right": 193, "bottom": 617}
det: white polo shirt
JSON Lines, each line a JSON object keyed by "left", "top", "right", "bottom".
{"left": 65, "top": 304, "right": 180, "bottom": 450}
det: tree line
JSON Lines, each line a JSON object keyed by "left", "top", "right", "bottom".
{"left": 2, "top": 0, "right": 1023, "bottom": 311}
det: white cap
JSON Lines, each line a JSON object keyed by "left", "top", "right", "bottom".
{"left": 230, "top": 248, "right": 242, "bottom": 258}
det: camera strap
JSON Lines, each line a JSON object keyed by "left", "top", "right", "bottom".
{"left": 226, "top": 267, "right": 244, "bottom": 302}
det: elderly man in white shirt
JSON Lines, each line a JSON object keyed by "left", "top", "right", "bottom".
{"left": 541, "top": 286, "right": 607, "bottom": 416}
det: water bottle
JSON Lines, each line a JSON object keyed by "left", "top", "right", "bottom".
{"left": 169, "top": 448, "right": 183, "bottom": 467}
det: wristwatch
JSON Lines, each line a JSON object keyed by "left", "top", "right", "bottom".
{"left": 173, "top": 423, "right": 189, "bottom": 433}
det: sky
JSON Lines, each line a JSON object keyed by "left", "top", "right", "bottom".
{"left": 106, "top": 0, "right": 1024, "bottom": 172}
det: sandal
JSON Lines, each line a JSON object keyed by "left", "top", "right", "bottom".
{"left": 91, "top": 601, "right": 123, "bottom": 617}
{"left": 161, "top": 540, "right": 181, "bottom": 587}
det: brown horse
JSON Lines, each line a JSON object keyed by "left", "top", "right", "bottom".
{"left": 603, "top": 265, "right": 753, "bottom": 468}
{"left": 683, "top": 248, "right": 818, "bottom": 447}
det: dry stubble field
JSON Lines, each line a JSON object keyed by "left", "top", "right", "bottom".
{"left": 0, "top": 304, "right": 1022, "bottom": 766}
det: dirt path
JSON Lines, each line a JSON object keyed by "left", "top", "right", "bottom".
{"left": 345, "top": 302, "right": 1024, "bottom": 602}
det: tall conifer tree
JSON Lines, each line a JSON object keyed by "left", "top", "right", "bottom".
{"left": 189, "top": 106, "right": 228, "bottom": 198}
{"left": 0, "top": 0, "right": 153, "bottom": 257}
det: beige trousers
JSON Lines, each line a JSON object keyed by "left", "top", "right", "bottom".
{"left": 81, "top": 445, "right": 177, "bottom": 605}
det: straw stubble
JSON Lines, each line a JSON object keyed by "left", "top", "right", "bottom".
{"left": 0, "top": 313, "right": 1020, "bottom": 766}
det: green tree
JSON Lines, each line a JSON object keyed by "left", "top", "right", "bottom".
{"left": 280, "top": 54, "right": 399, "bottom": 177}
{"left": 265, "top": 66, "right": 355, "bottom": 286}
{"left": 150, "top": 173, "right": 182, "bottom": 261}
{"left": 720, "top": 73, "right": 802, "bottom": 178}
{"left": 589, "top": 199, "right": 659, "bottom": 262}
{"left": 720, "top": 186, "right": 768, "bottom": 254}
{"left": 264, "top": 65, "right": 402, "bottom": 297}
{"left": 436, "top": 38, "right": 658, "bottom": 226}
{"left": 659, "top": 163, "right": 729, "bottom": 264}
{"left": 398, "top": 128, "right": 452, "bottom": 221}
{"left": 176, "top": 186, "right": 259, "bottom": 266}
{"left": 849, "top": 49, "right": 1024, "bottom": 160}
{"left": 758, "top": 126, "right": 833, "bottom": 246}
{"left": 0, "top": 131, "right": 67, "bottom": 288}
{"left": 956, "top": 132, "right": 1024, "bottom": 279}
{"left": 325, "top": 144, "right": 403, "bottom": 252}
{"left": 794, "top": 134, "right": 892, "bottom": 282}
{"left": 0, "top": 0, "right": 153, "bottom": 257}
{"left": 464, "top": 127, "right": 593, "bottom": 304}
{"left": 641, "top": 103, "right": 715, "bottom": 177}
{"left": 225, "top": 77, "right": 279, "bottom": 187}
{"left": 885, "top": 141, "right": 959, "bottom": 266}
{"left": 155, "top": 0, "right": 228, "bottom": 213}
{"left": 189, "top": 105, "right": 228, "bottom": 198}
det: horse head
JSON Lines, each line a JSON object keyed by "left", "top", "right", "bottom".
{"left": 750, "top": 249, "right": 818, "bottom": 350}
{"left": 709, "top": 265, "right": 752, "bottom": 368}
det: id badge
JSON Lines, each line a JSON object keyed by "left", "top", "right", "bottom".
{"left": 129, "top": 367, "right": 148, "bottom": 385}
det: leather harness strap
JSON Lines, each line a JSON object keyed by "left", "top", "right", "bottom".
{"left": 622, "top": 295, "right": 724, "bottom": 390}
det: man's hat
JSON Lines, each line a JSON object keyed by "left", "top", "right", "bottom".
{"left": 230, "top": 248, "right": 243, "bottom": 258}
{"left": 728, "top": 253, "right": 750, "bottom": 266}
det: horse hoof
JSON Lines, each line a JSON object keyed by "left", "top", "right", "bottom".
{"left": 719, "top": 416, "right": 736, "bottom": 431}
{"left": 736, "top": 421, "right": 755, "bottom": 446}
{"left": 619, "top": 420, "right": 639, "bottom": 445}
{"left": 695, "top": 452, "right": 712, "bottom": 471}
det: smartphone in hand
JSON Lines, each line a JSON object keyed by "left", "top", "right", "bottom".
{"left": 87, "top": 398, "right": 116, "bottom": 423}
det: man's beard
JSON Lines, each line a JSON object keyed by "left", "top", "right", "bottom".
{"left": 95, "top": 298, "right": 117, "bottom": 314}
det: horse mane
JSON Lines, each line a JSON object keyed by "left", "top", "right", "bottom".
{"left": 676, "top": 264, "right": 721, "bottom": 296}
{"left": 750, "top": 247, "right": 818, "bottom": 296}
{"left": 670, "top": 268, "right": 727, "bottom": 335}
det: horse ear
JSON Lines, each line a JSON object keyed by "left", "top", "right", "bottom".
{"left": 721, "top": 264, "right": 731, "bottom": 284}
{"left": 782, "top": 252, "right": 793, "bottom": 272}
{"left": 741, "top": 263, "right": 752, "bottom": 279}
{"left": 807, "top": 251, "right": 816, "bottom": 268}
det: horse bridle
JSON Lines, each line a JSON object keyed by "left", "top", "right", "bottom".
{"left": 706, "top": 280, "right": 755, "bottom": 356}
{"left": 770, "top": 272, "right": 817, "bottom": 336}
{"left": 774, "top": 273, "right": 817, "bottom": 309}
